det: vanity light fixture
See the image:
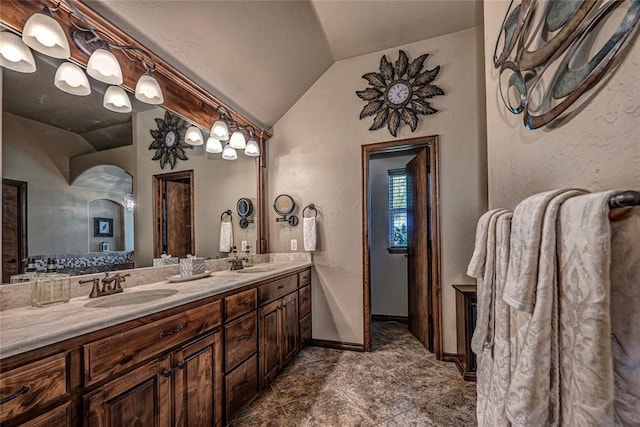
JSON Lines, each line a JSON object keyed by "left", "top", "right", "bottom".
{"left": 244, "top": 139, "right": 260, "bottom": 157}
{"left": 135, "top": 72, "right": 164, "bottom": 104}
{"left": 86, "top": 48, "right": 123, "bottom": 85}
{"left": 229, "top": 130, "right": 246, "bottom": 149}
{"left": 211, "top": 119, "right": 229, "bottom": 140}
{"left": 0, "top": 31, "right": 36, "bottom": 73}
{"left": 103, "top": 85, "right": 132, "bottom": 113}
{"left": 185, "top": 126, "right": 204, "bottom": 146}
{"left": 21, "top": 6, "right": 70, "bottom": 59}
{"left": 222, "top": 144, "right": 238, "bottom": 160}
{"left": 54, "top": 61, "right": 91, "bottom": 96}
{"left": 121, "top": 194, "right": 135, "bottom": 212}
{"left": 206, "top": 136, "right": 223, "bottom": 153}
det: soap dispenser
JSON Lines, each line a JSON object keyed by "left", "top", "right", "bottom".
{"left": 242, "top": 246, "right": 254, "bottom": 268}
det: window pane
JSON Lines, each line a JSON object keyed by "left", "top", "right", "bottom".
{"left": 388, "top": 169, "right": 408, "bottom": 248}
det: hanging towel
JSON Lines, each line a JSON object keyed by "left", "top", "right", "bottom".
{"left": 610, "top": 206, "right": 640, "bottom": 425}
{"left": 556, "top": 191, "right": 618, "bottom": 426}
{"left": 503, "top": 188, "right": 587, "bottom": 427}
{"left": 468, "top": 209, "right": 512, "bottom": 427}
{"left": 219, "top": 221, "right": 233, "bottom": 253}
{"left": 303, "top": 217, "right": 317, "bottom": 252}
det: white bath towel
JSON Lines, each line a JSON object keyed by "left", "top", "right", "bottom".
{"left": 610, "top": 207, "right": 640, "bottom": 425}
{"left": 468, "top": 209, "right": 512, "bottom": 427}
{"left": 219, "top": 221, "right": 233, "bottom": 253}
{"left": 303, "top": 217, "right": 317, "bottom": 252}
{"left": 556, "top": 191, "right": 618, "bottom": 425}
{"left": 503, "top": 188, "right": 586, "bottom": 427}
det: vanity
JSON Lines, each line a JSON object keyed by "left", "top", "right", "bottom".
{"left": 0, "top": 262, "right": 312, "bottom": 426}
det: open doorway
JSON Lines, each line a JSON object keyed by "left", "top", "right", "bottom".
{"left": 362, "top": 136, "right": 442, "bottom": 359}
{"left": 2, "top": 179, "right": 27, "bottom": 283}
{"left": 153, "top": 170, "right": 195, "bottom": 258}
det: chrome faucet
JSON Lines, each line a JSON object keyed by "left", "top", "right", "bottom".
{"left": 80, "top": 272, "right": 131, "bottom": 298}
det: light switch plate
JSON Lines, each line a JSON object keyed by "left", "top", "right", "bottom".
{"left": 291, "top": 239, "right": 297, "bottom": 251}
{"left": 241, "top": 241, "right": 248, "bottom": 251}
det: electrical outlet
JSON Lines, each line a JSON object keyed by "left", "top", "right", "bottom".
{"left": 291, "top": 239, "right": 298, "bottom": 251}
{"left": 241, "top": 241, "right": 248, "bottom": 251}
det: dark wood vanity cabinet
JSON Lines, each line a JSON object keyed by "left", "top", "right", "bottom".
{"left": 0, "top": 267, "right": 311, "bottom": 427}
{"left": 453, "top": 284, "right": 477, "bottom": 382}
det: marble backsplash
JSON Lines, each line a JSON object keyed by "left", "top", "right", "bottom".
{"left": 0, "top": 253, "right": 311, "bottom": 311}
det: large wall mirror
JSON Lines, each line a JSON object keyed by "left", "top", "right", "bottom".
{"left": 0, "top": 3, "right": 267, "bottom": 282}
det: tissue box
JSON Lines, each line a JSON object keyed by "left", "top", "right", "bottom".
{"left": 179, "top": 256, "right": 205, "bottom": 277}
{"left": 153, "top": 256, "right": 179, "bottom": 266}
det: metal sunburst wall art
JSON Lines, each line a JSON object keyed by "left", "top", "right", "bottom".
{"left": 495, "top": 0, "right": 640, "bottom": 130}
{"left": 149, "top": 110, "right": 191, "bottom": 170}
{"left": 356, "top": 50, "right": 444, "bottom": 137}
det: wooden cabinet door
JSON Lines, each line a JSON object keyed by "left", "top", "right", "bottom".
{"left": 280, "top": 292, "right": 299, "bottom": 366}
{"left": 173, "top": 331, "right": 223, "bottom": 427}
{"left": 258, "top": 299, "right": 281, "bottom": 388}
{"left": 85, "top": 356, "right": 171, "bottom": 427}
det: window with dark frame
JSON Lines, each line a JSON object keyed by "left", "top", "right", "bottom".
{"left": 388, "top": 168, "right": 408, "bottom": 253}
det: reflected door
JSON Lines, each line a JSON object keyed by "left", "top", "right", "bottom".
{"left": 2, "top": 179, "right": 27, "bottom": 283}
{"left": 406, "top": 149, "right": 433, "bottom": 351}
{"left": 153, "top": 171, "right": 194, "bottom": 258}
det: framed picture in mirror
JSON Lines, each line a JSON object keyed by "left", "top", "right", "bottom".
{"left": 94, "top": 217, "right": 114, "bottom": 237}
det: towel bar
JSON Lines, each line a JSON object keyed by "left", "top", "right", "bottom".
{"left": 303, "top": 204, "right": 318, "bottom": 218}
{"left": 608, "top": 190, "right": 639, "bottom": 222}
{"left": 221, "top": 210, "right": 233, "bottom": 222}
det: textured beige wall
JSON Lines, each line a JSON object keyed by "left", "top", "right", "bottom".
{"left": 268, "top": 27, "right": 487, "bottom": 351}
{"left": 370, "top": 153, "right": 417, "bottom": 317}
{"left": 134, "top": 109, "right": 259, "bottom": 268}
{"left": 484, "top": 1, "right": 640, "bottom": 209}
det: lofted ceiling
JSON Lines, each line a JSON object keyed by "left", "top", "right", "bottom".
{"left": 84, "top": 0, "right": 483, "bottom": 128}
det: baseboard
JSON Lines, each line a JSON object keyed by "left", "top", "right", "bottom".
{"left": 442, "top": 352, "right": 462, "bottom": 364}
{"left": 309, "top": 339, "right": 365, "bottom": 352}
{"left": 372, "top": 315, "right": 408, "bottom": 323}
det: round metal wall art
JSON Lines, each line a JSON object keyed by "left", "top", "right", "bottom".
{"left": 356, "top": 50, "right": 444, "bottom": 137}
{"left": 149, "top": 110, "right": 191, "bottom": 169}
{"left": 494, "top": 0, "right": 640, "bottom": 130}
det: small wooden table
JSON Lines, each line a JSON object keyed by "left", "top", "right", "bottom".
{"left": 453, "top": 284, "right": 477, "bottom": 382}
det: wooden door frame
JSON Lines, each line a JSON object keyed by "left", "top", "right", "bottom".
{"left": 361, "top": 135, "right": 442, "bottom": 359}
{"left": 2, "top": 179, "right": 28, "bottom": 278}
{"left": 152, "top": 170, "right": 195, "bottom": 258}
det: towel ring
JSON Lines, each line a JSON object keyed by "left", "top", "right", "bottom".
{"left": 303, "top": 204, "right": 317, "bottom": 218}
{"left": 221, "top": 210, "right": 233, "bottom": 222}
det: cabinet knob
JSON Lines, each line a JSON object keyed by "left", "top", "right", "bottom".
{"left": 161, "top": 368, "right": 172, "bottom": 377}
{"left": 177, "top": 360, "right": 186, "bottom": 369}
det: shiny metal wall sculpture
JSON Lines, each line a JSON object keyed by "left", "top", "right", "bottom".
{"left": 495, "top": 0, "right": 640, "bottom": 129}
{"left": 356, "top": 50, "right": 444, "bottom": 137}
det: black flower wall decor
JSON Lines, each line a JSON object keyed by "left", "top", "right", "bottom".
{"left": 356, "top": 50, "right": 444, "bottom": 137}
{"left": 149, "top": 110, "right": 191, "bottom": 170}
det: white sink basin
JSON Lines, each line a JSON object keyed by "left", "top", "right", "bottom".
{"left": 236, "top": 267, "right": 276, "bottom": 274}
{"left": 84, "top": 289, "right": 179, "bottom": 308}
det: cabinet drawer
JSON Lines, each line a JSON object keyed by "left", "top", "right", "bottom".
{"left": 258, "top": 275, "right": 297, "bottom": 306}
{"left": 21, "top": 401, "right": 71, "bottom": 427}
{"left": 225, "top": 312, "right": 257, "bottom": 372}
{"left": 298, "top": 285, "right": 311, "bottom": 319}
{"left": 225, "top": 354, "right": 258, "bottom": 422}
{"left": 300, "top": 313, "right": 312, "bottom": 347}
{"left": 225, "top": 288, "right": 256, "bottom": 321}
{"left": 298, "top": 269, "right": 311, "bottom": 287}
{"left": 0, "top": 353, "right": 68, "bottom": 424}
{"left": 83, "top": 300, "right": 221, "bottom": 386}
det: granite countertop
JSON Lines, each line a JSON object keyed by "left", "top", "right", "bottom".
{"left": 0, "top": 262, "right": 312, "bottom": 359}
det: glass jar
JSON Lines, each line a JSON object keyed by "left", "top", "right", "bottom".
{"left": 31, "top": 273, "right": 71, "bottom": 307}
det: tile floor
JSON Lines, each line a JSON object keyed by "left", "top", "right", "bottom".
{"left": 231, "top": 321, "right": 477, "bottom": 426}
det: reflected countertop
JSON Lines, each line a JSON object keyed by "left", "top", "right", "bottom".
{"left": 0, "top": 262, "right": 312, "bottom": 359}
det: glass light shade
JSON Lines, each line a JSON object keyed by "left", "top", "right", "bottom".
{"left": 0, "top": 32, "right": 36, "bottom": 73}
{"left": 244, "top": 139, "right": 260, "bottom": 157}
{"left": 87, "top": 49, "right": 123, "bottom": 85}
{"left": 206, "top": 136, "right": 223, "bottom": 153}
{"left": 54, "top": 62, "right": 90, "bottom": 96}
{"left": 222, "top": 144, "right": 237, "bottom": 160}
{"left": 185, "top": 126, "right": 204, "bottom": 145}
{"left": 211, "top": 120, "right": 229, "bottom": 140}
{"left": 103, "top": 86, "right": 132, "bottom": 113}
{"left": 22, "top": 11, "right": 70, "bottom": 59}
{"left": 229, "top": 131, "right": 246, "bottom": 149}
{"left": 135, "top": 73, "right": 164, "bottom": 104}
